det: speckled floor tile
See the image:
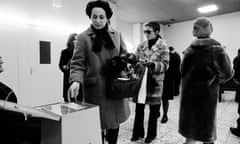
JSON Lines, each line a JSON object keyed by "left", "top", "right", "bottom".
{"left": 118, "top": 91, "right": 240, "bottom": 144}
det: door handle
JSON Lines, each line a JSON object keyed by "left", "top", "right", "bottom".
{"left": 30, "top": 67, "right": 35, "bottom": 75}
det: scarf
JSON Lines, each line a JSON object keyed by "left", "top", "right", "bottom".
{"left": 91, "top": 25, "right": 115, "bottom": 53}
{"left": 148, "top": 35, "right": 161, "bottom": 49}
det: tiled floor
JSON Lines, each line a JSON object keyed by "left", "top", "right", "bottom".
{"left": 118, "top": 91, "right": 240, "bottom": 144}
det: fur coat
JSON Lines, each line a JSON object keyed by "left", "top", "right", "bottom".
{"left": 134, "top": 38, "right": 169, "bottom": 105}
{"left": 179, "top": 38, "right": 233, "bottom": 142}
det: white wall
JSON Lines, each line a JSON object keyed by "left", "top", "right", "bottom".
{"left": 116, "top": 19, "right": 134, "bottom": 52}
{"left": 163, "top": 11, "right": 240, "bottom": 60}
{"left": 117, "top": 11, "right": 240, "bottom": 61}
{"left": 117, "top": 21, "right": 167, "bottom": 53}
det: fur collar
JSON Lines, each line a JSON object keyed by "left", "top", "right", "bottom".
{"left": 183, "top": 38, "right": 222, "bottom": 54}
{"left": 191, "top": 38, "right": 220, "bottom": 47}
{"left": 141, "top": 38, "right": 167, "bottom": 51}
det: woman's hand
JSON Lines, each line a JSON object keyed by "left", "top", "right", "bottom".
{"left": 68, "top": 82, "right": 80, "bottom": 102}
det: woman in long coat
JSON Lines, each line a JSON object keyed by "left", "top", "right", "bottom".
{"left": 59, "top": 33, "right": 77, "bottom": 102}
{"left": 179, "top": 17, "right": 233, "bottom": 144}
{"left": 161, "top": 46, "right": 181, "bottom": 123}
{"left": 68, "top": 1, "right": 130, "bottom": 144}
{"left": 131, "top": 21, "right": 169, "bottom": 143}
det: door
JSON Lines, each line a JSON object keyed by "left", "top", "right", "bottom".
{"left": 26, "top": 29, "right": 64, "bottom": 106}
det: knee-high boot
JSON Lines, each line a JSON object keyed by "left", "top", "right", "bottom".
{"left": 106, "top": 127, "right": 119, "bottom": 144}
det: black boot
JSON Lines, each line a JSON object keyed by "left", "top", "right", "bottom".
{"left": 161, "top": 114, "right": 168, "bottom": 123}
{"left": 161, "top": 100, "right": 169, "bottom": 124}
{"left": 106, "top": 127, "right": 119, "bottom": 144}
{"left": 230, "top": 127, "right": 240, "bottom": 137}
{"left": 101, "top": 131, "right": 105, "bottom": 144}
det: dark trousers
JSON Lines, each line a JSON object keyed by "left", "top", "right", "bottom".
{"left": 132, "top": 103, "right": 161, "bottom": 139}
{"left": 237, "top": 101, "right": 240, "bottom": 129}
{"left": 102, "top": 127, "right": 119, "bottom": 144}
{"left": 162, "top": 99, "right": 169, "bottom": 116}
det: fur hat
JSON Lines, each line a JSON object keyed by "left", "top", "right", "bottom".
{"left": 193, "top": 17, "right": 213, "bottom": 38}
{"left": 86, "top": 0, "right": 113, "bottom": 19}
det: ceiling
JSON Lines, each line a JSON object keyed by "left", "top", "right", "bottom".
{"left": 0, "top": 0, "right": 239, "bottom": 27}
{"left": 111, "top": 0, "right": 240, "bottom": 24}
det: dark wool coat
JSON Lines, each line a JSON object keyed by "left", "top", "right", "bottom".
{"left": 179, "top": 38, "right": 233, "bottom": 142}
{"left": 59, "top": 47, "right": 74, "bottom": 101}
{"left": 134, "top": 38, "right": 169, "bottom": 105}
{"left": 233, "top": 55, "right": 240, "bottom": 102}
{"left": 69, "top": 26, "right": 130, "bottom": 129}
{"left": 233, "top": 56, "right": 240, "bottom": 83}
{"left": 162, "top": 51, "right": 181, "bottom": 100}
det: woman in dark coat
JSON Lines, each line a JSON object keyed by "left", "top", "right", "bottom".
{"left": 179, "top": 17, "right": 233, "bottom": 144}
{"left": 68, "top": 1, "right": 130, "bottom": 144}
{"left": 230, "top": 48, "right": 240, "bottom": 137}
{"left": 59, "top": 33, "right": 77, "bottom": 102}
{"left": 161, "top": 46, "right": 181, "bottom": 123}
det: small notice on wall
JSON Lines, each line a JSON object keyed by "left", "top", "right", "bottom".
{"left": 39, "top": 41, "right": 51, "bottom": 64}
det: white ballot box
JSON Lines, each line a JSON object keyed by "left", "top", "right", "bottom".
{"left": 36, "top": 102, "right": 101, "bottom": 144}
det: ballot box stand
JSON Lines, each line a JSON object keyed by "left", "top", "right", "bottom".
{"left": 0, "top": 100, "right": 101, "bottom": 144}
{"left": 37, "top": 102, "right": 102, "bottom": 144}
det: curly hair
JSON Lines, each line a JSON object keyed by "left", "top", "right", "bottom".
{"left": 85, "top": 0, "right": 113, "bottom": 19}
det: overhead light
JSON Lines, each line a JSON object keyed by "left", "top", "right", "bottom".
{"left": 198, "top": 4, "right": 218, "bottom": 13}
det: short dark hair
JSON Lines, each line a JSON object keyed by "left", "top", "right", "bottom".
{"left": 238, "top": 48, "right": 240, "bottom": 54}
{"left": 144, "top": 21, "right": 160, "bottom": 32}
{"left": 86, "top": 0, "right": 113, "bottom": 19}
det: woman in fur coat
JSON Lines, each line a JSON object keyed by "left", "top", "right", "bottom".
{"left": 179, "top": 17, "right": 233, "bottom": 144}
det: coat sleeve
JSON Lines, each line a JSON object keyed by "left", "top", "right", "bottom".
{"left": 119, "top": 32, "right": 128, "bottom": 55}
{"left": 151, "top": 41, "right": 169, "bottom": 74}
{"left": 213, "top": 46, "right": 233, "bottom": 83}
{"left": 69, "top": 34, "right": 87, "bottom": 84}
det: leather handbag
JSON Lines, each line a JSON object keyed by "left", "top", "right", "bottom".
{"left": 108, "top": 77, "right": 142, "bottom": 99}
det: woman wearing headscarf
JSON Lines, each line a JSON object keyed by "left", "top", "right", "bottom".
{"left": 179, "top": 17, "right": 233, "bottom": 144}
